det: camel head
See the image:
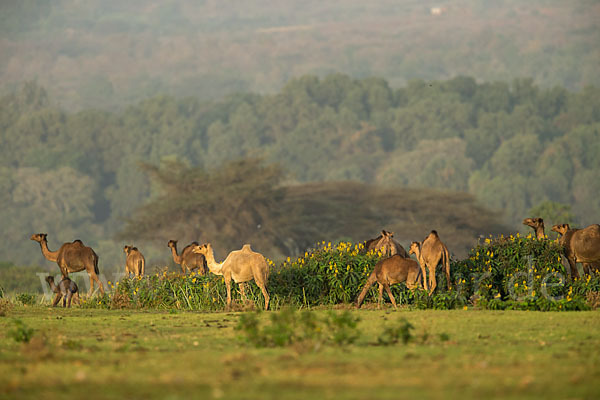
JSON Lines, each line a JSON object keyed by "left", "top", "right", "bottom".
{"left": 378, "top": 231, "right": 396, "bottom": 256}
{"left": 408, "top": 241, "right": 420, "bottom": 256}
{"left": 124, "top": 245, "right": 132, "bottom": 254}
{"left": 30, "top": 233, "right": 48, "bottom": 243}
{"left": 523, "top": 217, "right": 544, "bottom": 230}
{"left": 45, "top": 275, "right": 55, "bottom": 285}
{"left": 551, "top": 224, "right": 570, "bottom": 236}
{"left": 192, "top": 243, "right": 211, "bottom": 255}
{"left": 167, "top": 240, "right": 177, "bottom": 248}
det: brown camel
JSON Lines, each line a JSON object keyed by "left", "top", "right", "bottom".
{"left": 364, "top": 230, "right": 408, "bottom": 258}
{"left": 355, "top": 255, "right": 421, "bottom": 309}
{"left": 123, "top": 245, "right": 145, "bottom": 277}
{"left": 552, "top": 224, "right": 600, "bottom": 277}
{"left": 31, "top": 233, "right": 104, "bottom": 296}
{"left": 192, "top": 243, "right": 270, "bottom": 310}
{"left": 523, "top": 217, "right": 546, "bottom": 239}
{"left": 409, "top": 230, "right": 451, "bottom": 295}
{"left": 45, "top": 276, "right": 80, "bottom": 307}
{"left": 167, "top": 240, "right": 207, "bottom": 275}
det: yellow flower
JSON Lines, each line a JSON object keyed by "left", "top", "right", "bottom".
{"left": 463, "top": 306, "right": 468, "bottom": 310}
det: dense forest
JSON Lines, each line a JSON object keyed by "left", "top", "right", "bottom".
{"left": 1, "top": 0, "right": 599, "bottom": 110}
{"left": 1, "top": 75, "right": 599, "bottom": 273}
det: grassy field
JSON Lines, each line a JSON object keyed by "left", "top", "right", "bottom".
{"left": 1, "top": 306, "right": 599, "bottom": 400}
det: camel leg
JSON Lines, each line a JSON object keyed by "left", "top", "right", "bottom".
{"left": 256, "top": 281, "right": 270, "bottom": 310}
{"left": 428, "top": 267, "right": 437, "bottom": 295}
{"left": 239, "top": 282, "right": 247, "bottom": 302}
{"left": 420, "top": 263, "right": 428, "bottom": 292}
{"left": 378, "top": 283, "right": 384, "bottom": 309}
{"left": 66, "top": 292, "right": 72, "bottom": 308}
{"left": 225, "top": 278, "right": 232, "bottom": 311}
{"left": 445, "top": 264, "right": 451, "bottom": 290}
{"left": 384, "top": 284, "right": 397, "bottom": 310}
{"left": 52, "top": 293, "right": 61, "bottom": 307}
{"left": 567, "top": 258, "right": 580, "bottom": 280}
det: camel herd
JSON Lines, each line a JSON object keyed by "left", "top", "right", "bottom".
{"left": 30, "top": 218, "right": 600, "bottom": 309}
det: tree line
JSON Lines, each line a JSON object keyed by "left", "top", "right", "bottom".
{"left": 1, "top": 75, "right": 599, "bottom": 270}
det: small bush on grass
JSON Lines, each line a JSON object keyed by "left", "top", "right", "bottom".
{"left": 9, "top": 319, "right": 34, "bottom": 343}
{"left": 0, "top": 298, "right": 14, "bottom": 316}
{"left": 16, "top": 293, "right": 36, "bottom": 306}
{"left": 236, "top": 308, "right": 360, "bottom": 348}
{"left": 377, "top": 318, "right": 414, "bottom": 345}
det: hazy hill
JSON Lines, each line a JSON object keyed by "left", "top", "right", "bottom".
{"left": 1, "top": 0, "right": 598, "bottom": 110}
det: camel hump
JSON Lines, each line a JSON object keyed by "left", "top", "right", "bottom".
{"left": 430, "top": 230, "right": 438, "bottom": 236}
{"left": 241, "top": 244, "right": 253, "bottom": 252}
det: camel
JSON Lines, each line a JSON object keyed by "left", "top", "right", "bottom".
{"left": 355, "top": 255, "right": 421, "bottom": 309}
{"left": 123, "top": 245, "right": 145, "bottom": 277}
{"left": 523, "top": 217, "right": 546, "bottom": 239}
{"left": 409, "top": 230, "right": 451, "bottom": 295}
{"left": 364, "top": 230, "right": 408, "bottom": 258}
{"left": 167, "top": 240, "right": 207, "bottom": 275}
{"left": 192, "top": 243, "right": 270, "bottom": 310}
{"left": 45, "top": 276, "right": 80, "bottom": 307}
{"left": 552, "top": 224, "right": 600, "bottom": 277}
{"left": 30, "top": 233, "right": 104, "bottom": 296}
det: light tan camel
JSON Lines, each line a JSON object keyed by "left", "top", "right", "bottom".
{"left": 409, "top": 230, "right": 451, "bottom": 295}
{"left": 168, "top": 240, "right": 207, "bottom": 274}
{"left": 364, "top": 230, "right": 408, "bottom": 258}
{"left": 192, "top": 243, "right": 270, "bottom": 310}
{"left": 123, "top": 245, "right": 145, "bottom": 277}
{"left": 45, "top": 276, "right": 80, "bottom": 307}
{"left": 355, "top": 255, "right": 421, "bottom": 309}
{"left": 552, "top": 224, "right": 600, "bottom": 277}
{"left": 31, "top": 233, "right": 104, "bottom": 296}
{"left": 523, "top": 217, "right": 546, "bottom": 239}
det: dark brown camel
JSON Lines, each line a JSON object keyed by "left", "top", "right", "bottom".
{"left": 363, "top": 230, "right": 408, "bottom": 258}
{"left": 31, "top": 233, "right": 104, "bottom": 296}
{"left": 123, "top": 245, "right": 145, "bottom": 277}
{"left": 167, "top": 240, "right": 207, "bottom": 274}
{"left": 45, "top": 276, "right": 80, "bottom": 307}
{"left": 552, "top": 224, "right": 600, "bottom": 277}
{"left": 523, "top": 217, "right": 546, "bottom": 239}
{"left": 355, "top": 255, "right": 421, "bottom": 309}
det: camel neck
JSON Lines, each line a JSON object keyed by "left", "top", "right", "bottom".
{"left": 536, "top": 226, "right": 545, "bottom": 239}
{"left": 39, "top": 241, "right": 59, "bottom": 262}
{"left": 48, "top": 281, "right": 58, "bottom": 293}
{"left": 169, "top": 245, "right": 182, "bottom": 264}
{"left": 204, "top": 248, "right": 223, "bottom": 275}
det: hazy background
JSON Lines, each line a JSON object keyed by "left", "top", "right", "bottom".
{"left": 1, "top": 0, "right": 599, "bottom": 287}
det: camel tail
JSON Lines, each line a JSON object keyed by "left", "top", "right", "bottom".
{"left": 94, "top": 254, "right": 100, "bottom": 275}
{"left": 356, "top": 272, "right": 377, "bottom": 308}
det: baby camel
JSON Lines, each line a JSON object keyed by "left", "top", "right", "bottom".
{"left": 409, "top": 230, "right": 451, "bottom": 295}
{"left": 123, "top": 245, "right": 145, "bottom": 277}
{"left": 192, "top": 243, "right": 270, "bottom": 310}
{"left": 355, "top": 255, "right": 421, "bottom": 309}
{"left": 45, "top": 276, "right": 80, "bottom": 307}
{"left": 523, "top": 217, "right": 546, "bottom": 239}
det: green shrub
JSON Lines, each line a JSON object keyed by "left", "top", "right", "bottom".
{"left": 235, "top": 308, "right": 360, "bottom": 348}
{"left": 9, "top": 319, "right": 34, "bottom": 343}
{"left": 16, "top": 293, "right": 37, "bottom": 306}
{"left": 377, "top": 318, "right": 414, "bottom": 345}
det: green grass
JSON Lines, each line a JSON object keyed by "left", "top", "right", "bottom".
{"left": 1, "top": 306, "right": 599, "bottom": 399}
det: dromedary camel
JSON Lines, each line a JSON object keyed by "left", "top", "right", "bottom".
{"left": 192, "top": 243, "right": 270, "bottom": 310}
{"left": 523, "top": 217, "right": 546, "bottom": 239}
{"left": 363, "top": 230, "right": 408, "bottom": 258}
{"left": 167, "top": 240, "right": 207, "bottom": 275}
{"left": 45, "top": 276, "right": 80, "bottom": 307}
{"left": 31, "top": 233, "right": 104, "bottom": 296}
{"left": 123, "top": 245, "right": 145, "bottom": 277}
{"left": 552, "top": 224, "right": 600, "bottom": 277}
{"left": 355, "top": 255, "right": 421, "bottom": 309}
{"left": 409, "top": 230, "right": 451, "bottom": 295}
